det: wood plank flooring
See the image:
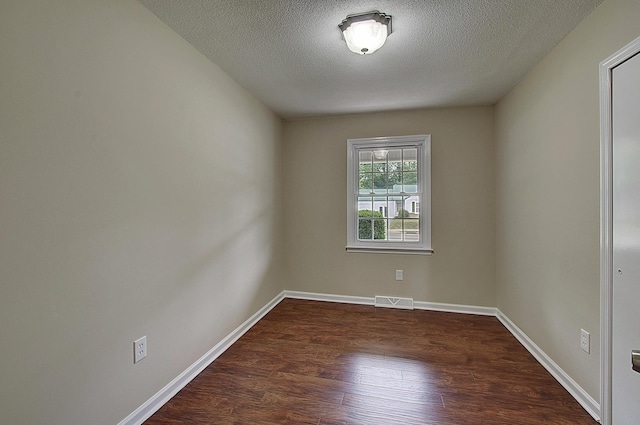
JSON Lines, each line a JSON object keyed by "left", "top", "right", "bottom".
{"left": 144, "top": 299, "right": 598, "bottom": 424}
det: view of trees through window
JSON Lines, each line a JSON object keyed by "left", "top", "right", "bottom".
{"left": 357, "top": 148, "right": 420, "bottom": 241}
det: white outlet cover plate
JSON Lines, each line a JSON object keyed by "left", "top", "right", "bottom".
{"left": 134, "top": 335, "right": 147, "bottom": 363}
{"left": 580, "top": 329, "right": 590, "bottom": 354}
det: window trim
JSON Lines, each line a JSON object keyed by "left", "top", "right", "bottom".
{"left": 346, "top": 134, "right": 433, "bottom": 255}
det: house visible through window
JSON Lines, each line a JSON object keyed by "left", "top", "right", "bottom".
{"left": 346, "top": 135, "right": 432, "bottom": 254}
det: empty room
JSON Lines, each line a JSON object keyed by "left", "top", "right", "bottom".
{"left": 2, "top": 0, "right": 640, "bottom": 424}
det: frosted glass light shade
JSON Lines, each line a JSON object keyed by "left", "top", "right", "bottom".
{"left": 339, "top": 11, "right": 392, "bottom": 55}
{"left": 342, "top": 20, "right": 387, "bottom": 54}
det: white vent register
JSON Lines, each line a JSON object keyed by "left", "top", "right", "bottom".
{"left": 374, "top": 296, "right": 414, "bottom": 310}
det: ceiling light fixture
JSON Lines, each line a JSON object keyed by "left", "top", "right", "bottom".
{"left": 338, "top": 11, "right": 392, "bottom": 55}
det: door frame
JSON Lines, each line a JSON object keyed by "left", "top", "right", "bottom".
{"left": 600, "top": 35, "right": 640, "bottom": 425}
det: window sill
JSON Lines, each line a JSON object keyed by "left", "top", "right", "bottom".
{"left": 346, "top": 246, "right": 434, "bottom": 255}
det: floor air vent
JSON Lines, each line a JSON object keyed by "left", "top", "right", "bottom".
{"left": 374, "top": 296, "right": 414, "bottom": 310}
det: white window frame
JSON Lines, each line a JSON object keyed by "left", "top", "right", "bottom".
{"left": 346, "top": 134, "right": 432, "bottom": 254}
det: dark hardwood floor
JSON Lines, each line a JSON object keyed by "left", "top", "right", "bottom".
{"left": 144, "top": 299, "right": 598, "bottom": 424}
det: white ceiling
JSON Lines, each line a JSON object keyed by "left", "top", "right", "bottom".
{"left": 137, "top": 0, "right": 602, "bottom": 119}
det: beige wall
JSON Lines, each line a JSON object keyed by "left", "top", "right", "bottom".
{"left": 283, "top": 107, "right": 496, "bottom": 306}
{"left": 0, "top": 1, "right": 283, "bottom": 424}
{"left": 495, "top": 0, "right": 640, "bottom": 401}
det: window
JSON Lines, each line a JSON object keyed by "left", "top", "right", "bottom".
{"left": 346, "top": 135, "right": 432, "bottom": 254}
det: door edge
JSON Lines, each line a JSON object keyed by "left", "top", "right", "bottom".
{"left": 599, "top": 35, "right": 640, "bottom": 425}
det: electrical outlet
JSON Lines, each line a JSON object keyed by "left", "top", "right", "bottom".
{"left": 395, "top": 269, "right": 403, "bottom": 281}
{"left": 580, "top": 329, "right": 590, "bottom": 354}
{"left": 134, "top": 336, "right": 147, "bottom": 363}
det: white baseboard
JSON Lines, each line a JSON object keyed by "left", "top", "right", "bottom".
{"left": 283, "top": 291, "right": 497, "bottom": 316}
{"left": 119, "top": 290, "right": 600, "bottom": 425}
{"left": 414, "top": 300, "right": 497, "bottom": 316}
{"left": 117, "top": 291, "right": 285, "bottom": 425}
{"left": 283, "top": 290, "right": 374, "bottom": 306}
{"left": 496, "top": 310, "right": 601, "bottom": 422}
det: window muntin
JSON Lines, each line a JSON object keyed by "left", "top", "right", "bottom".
{"left": 347, "top": 135, "right": 432, "bottom": 254}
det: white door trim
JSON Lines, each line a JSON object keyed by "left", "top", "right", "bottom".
{"left": 599, "top": 35, "right": 640, "bottom": 425}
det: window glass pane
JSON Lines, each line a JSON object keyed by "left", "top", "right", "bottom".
{"left": 388, "top": 149, "right": 402, "bottom": 162}
{"left": 359, "top": 150, "right": 373, "bottom": 164}
{"left": 393, "top": 196, "right": 410, "bottom": 221}
{"left": 388, "top": 217, "right": 403, "bottom": 240}
{"left": 373, "top": 173, "right": 387, "bottom": 191}
{"left": 373, "top": 198, "right": 388, "bottom": 218}
{"left": 358, "top": 219, "right": 373, "bottom": 240}
{"left": 372, "top": 149, "right": 388, "bottom": 162}
{"left": 388, "top": 149, "right": 402, "bottom": 192}
{"left": 387, "top": 179, "right": 398, "bottom": 192}
{"left": 403, "top": 160, "right": 418, "bottom": 172}
{"left": 403, "top": 219, "right": 420, "bottom": 241}
{"left": 403, "top": 172, "right": 417, "bottom": 192}
{"left": 388, "top": 179, "right": 402, "bottom": 193}
{"left": 358, "top": 197, "right": 374, "bottom": 212}
{"left": 403, "top": 148, "right": 418, "bottom": 170}
{"left": 358, "top": 151, "right": 373, "bottom": 193}
{"left": 359, "top": 172, "right": 373, "bottom": 193}
{"left": 358, "top": 212, "right": 386, "bottom": 240}
{"left": 372, "top": 160, "right": 387, "bottom": 174}
{"left": 402, "top": 197, "right": 414, "bottom": 214}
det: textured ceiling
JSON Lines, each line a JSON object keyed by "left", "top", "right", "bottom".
{"left": 137, "top": 0, "right": 602, "bottom": 119}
